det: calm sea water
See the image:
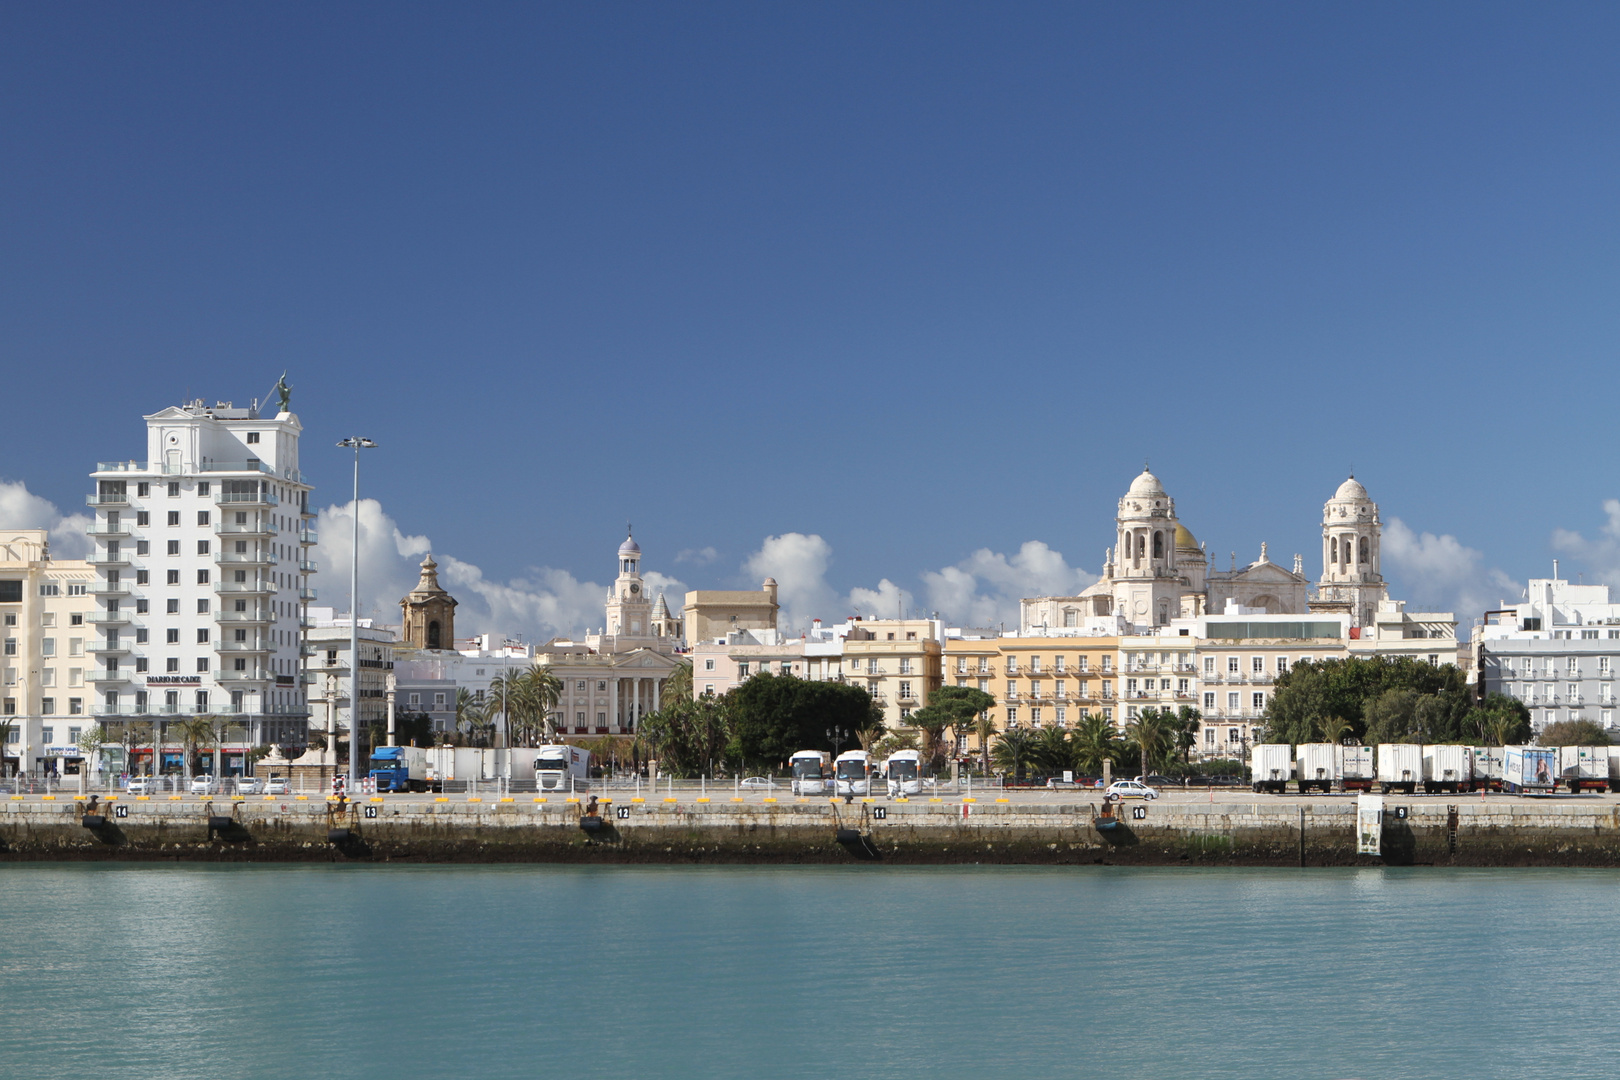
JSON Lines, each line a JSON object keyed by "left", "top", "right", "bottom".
{"left": 0, "top": 864, "right": 1616, "bottom": 1079}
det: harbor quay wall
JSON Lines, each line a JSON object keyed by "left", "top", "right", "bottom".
{"left": 7, "top": 796, "right": 1620, "bottom": 866}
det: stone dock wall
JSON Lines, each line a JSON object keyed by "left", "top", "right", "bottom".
{"left": 9, "top": 795, "right": 1620, "bottom": 866}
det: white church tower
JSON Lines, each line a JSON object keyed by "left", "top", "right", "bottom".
{"left": 1111, "top": 467, "right": 1185, "bottom": 628}
{"left": 1311, "top": 476, "right": 1387, "bottom": 627}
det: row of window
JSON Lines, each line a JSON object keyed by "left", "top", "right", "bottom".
{"left": 1498, "top": 656, "right": 1615, "bottom": 674}
{"left": 35, "top": 583, "right": 89, "bottom": 597}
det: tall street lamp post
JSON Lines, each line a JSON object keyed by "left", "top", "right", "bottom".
{"left": 337, "top": 437, "right": 377, "bottom": 795}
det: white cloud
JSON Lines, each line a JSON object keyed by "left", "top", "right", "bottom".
{"left": 741, "top": 532, "right": 1095, "bottom": 633}
{"left": 0, "top": 478, "right": 92, "bottom": 558}
{"left": 312, "top": 500, "right": 685, "bottom": 644}
{"left": 1383, "top": 517, "right": 1517, "bottom": 627}
{"left": 921, "top": 541, "right": 1097, "bottom": 629}
{"left": 675, "top": 546, "right": 719, "bottom": 566}
{"left": 1551, "top": 499, "right": 1620, "bottom": 588}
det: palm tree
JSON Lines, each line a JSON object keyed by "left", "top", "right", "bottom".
{"left": 663, "top": 659, "right": 693, "bottom": 702}
{"left": 173, "top": 717, "right": 214, "bottom": 780}
{"left": 1070, "top": 712, "right": 1122, "bottom": 775}
{"left": 1125, "top": 709, "right": 1175, "bottom": 779}
{"left": 991, "top": 726, "right": 1038, "bottom": 782}
{"left": 973, "top": 713, "right": 998, "bottom": 776}
{"left": 519, "top": 665, "right": 563, "bottom": 746}
{"left": 1030, "top": 723, "right": 1075, "bottom": 779}
{"left": 1314, "top": 715, "right": 1353, "bottom": 745}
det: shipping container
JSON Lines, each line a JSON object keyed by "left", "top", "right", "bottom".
{"left": 1250, "top": 744, "right": 1292, "bottom": 794}
{"left": 1557, "top": 746, "right": 1610, "bottom": 793}
{"left": 1295, "top": 744, "right": 1341, "bottom": 793}
{"left": 1422, "top": 745, "right": 1470, "bottom": 793}
{"left": 1375, "top": 744, "right": 1421, "bottom": 794}
{"left": 1502, "top": 746, "right": 1557, "bottom": 792}
{"left": 1341, "top": 746, "right": 1376, "bottom": 791}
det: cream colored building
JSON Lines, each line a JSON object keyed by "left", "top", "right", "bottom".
{"left": 942, "top": 634, "right": 1121, "bottom": 758}
{"left": 690, "top": 630, "right": 805, "bottom": 698}
{"left": 683, "top": 580, "right": 778, "bottom": 645}
{"left": 1192, "top": 610, "right": 1349, "bottom": 759}
{"left": 0, "top": 530, "right": 95, "bottom": 776}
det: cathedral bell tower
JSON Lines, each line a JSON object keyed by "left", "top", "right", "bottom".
{"left": 1313, "top": 476, "right": 1387, "bottom": 627}
{"left": 400, "top": 554, "right": 458, "bottom": 651}
{"left": 1112, "top": 467, "right": 1185, "bottom": 627}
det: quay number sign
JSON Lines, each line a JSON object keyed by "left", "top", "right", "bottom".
{"left": 873, "top": 807, "right": 887, "bottom": 820}
{"left": 114, "top": 804, "right": 129, "bottom": 819}
{"left": 615, "top": 806, "right": 630, "bottom": 820}
{"left": 363, "top": 805, "right": 378, "bottom": 819}
{"left": 1131, "top": 806, "right": 1147, "bottom": 820}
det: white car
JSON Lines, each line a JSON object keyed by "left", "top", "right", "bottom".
{"left": 1106, "top": 780, "right": 1159, "bottom": 800}
{"left": 739, "top": 777, "right": 772, "bottom": 789}
{"left": 264, "top": 777, "right": 289, "bottom": 795}
{"left": 236, "top": 776, "right": 262, "bottom": 794}
{"left": 189, "top": 776, "right": 220, "bottom": 795}
{"left": 126, "top": 776, "right": 161, "bottom": 795}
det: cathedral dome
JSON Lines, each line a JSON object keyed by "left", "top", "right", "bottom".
{"left": 1174, "top": 523, "right": 1200, "bottom": 551}
{"left": 1333, "top": 477, "right": 1369, "bottom": 502}
{"left": 1127, "top": 469, "right": 1165, "bottom": 498}
{"left": 618, "top": 534, "right": 641, "bottom": 557}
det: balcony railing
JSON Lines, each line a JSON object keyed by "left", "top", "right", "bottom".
{"left": 86, "top": 492, "right": 129, "bottom": 506}
{"left": 199, "top": 460, "right": 274, "bottom": 475}
{"left": 217, "top": 490, "right": 279, "bottom": 507}
{"left": 89, "top": 582, "right": 129, "bottom": 596}
{"left": 298, "top": 587, "right": 318, "bottom": 601}
{"left": 214, "top": 640, "right": 271, "bottom": 653}
{"left": 86, "top": 611, "right": 131, "bottom": 625}
{"left": 84, "top": 524, "right": 131, "bottom": 538}
{"left": 215, "top": 580, "right": 273, "bottom": 595}
{"left": 220, "top": 609, "right": 272, "bottom": 623}
{"left": 298, "top": 530, "right": 318, "bottom": 545}
{"left": 297, "top": 559, "right": 317, "bottom": 573}
{"left": 86, "top": 553, "right": 131, "bottom": 567}
{"left": 90, "top": 641, "right": 132, "bottom": 655}
{"left": 89, "top": 670, "right": 134, "bottom": 683}
{"left": 94, "top": 461, "right": 146, "bottom": 473}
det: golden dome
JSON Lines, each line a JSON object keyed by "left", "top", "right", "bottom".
{"left": 1174, "top": 523, "right": 1200, "bottom": 551}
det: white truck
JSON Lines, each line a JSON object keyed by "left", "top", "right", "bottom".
{"left": 790, "top": 750, "right": 829, "bottom": 795}
{"left": 1558, "top": 746, "right": 1610, "bottom": 793}
{"left": 834, "top": 750, "right": 874, "bottom": 796}
{"left": 1295, "top": 744, "right": 1341, "bottom": 794}
{"left": 1341, "top": 745, "right": 1376, "bottom": 792}
{"left": 884, "top": 749, "right": 923, "bottom": 797}
{"left": 1250, "top": 744, "right": 1292, "bottom": 794}
{"left": 1376, "top": 743, "right": 1421, "bottom": 795}
{"left": 1469, "top": 746, "right": 1504, "bottom": 791}
{"left": 1422, "top": 744, "right": 1470, "bottom": 793}
{"left": 534, "top": 745, "right": 590, "bottom": 792}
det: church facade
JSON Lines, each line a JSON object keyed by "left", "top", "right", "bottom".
{"left": 1021, "top": 468, "right": 1385, "bottom": 635}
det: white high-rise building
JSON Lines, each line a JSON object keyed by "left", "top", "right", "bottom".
{"left": 87, "top": 396, "right": 316, "bottom": 753}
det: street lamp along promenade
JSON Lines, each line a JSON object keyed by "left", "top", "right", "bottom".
{"left": 337, "top": 437, "right": 377, "bottom": 797}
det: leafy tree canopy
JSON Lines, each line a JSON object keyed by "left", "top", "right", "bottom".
{"left": 1537, "top": 718, "right": 1612, "bottom": 747}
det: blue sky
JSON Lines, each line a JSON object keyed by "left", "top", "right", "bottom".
{"left": 5, "top": 4, "right": 1620, "bottom": 639}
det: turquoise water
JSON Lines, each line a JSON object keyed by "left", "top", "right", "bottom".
{"left": 1, "top": 865, "right": 1616, "bottom": 1079}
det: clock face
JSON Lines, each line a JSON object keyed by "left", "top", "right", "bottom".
{"left": 629, "top": 583, "right": 640, "bottom": 594}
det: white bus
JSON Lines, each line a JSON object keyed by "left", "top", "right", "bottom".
{"left": 884, "top": 749, "right": 922, "bottom": 797}
{"left": 790, "top": 750, "right": 829, "bottom": 795}
{"left": 834, "top": 750, "right": 874, "bottom": 796}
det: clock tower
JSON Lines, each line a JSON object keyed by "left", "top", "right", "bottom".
{"left": 604, "top": 528, "right": 654, "bottom": 641}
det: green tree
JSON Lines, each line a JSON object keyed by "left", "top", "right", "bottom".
{"left": 725, "top": 674, "right": 875, "bottom": 770}
{"left": 1126, "top": 709, "right": 1176, "bottom": 776}
{"left": 1070, "top": 712, "right": 1125, "bottom": 775}
{"left": 638, "top": 693, "right": 730, "bottom": 778}
{"left": 972, "top": 713, "right": 998, "bottom": 775}
{"left": 76, "top": 724, "right": 107, "bottom": 781}
{"left": 1538, "top": 718, "right": 1612, "bottom": 747}
{"left": 1262, "top": 656, "right": 1474, "bottom": 744}
{"left": 454, "top": 687, "right": 485, "bottom": 746}
{"left": 905, "top": 704, "right": 954, "bottom": 773}
{"left": 519, "top": 665, "right": 563, "bottom": 746}
{"left": 1169, "top": 705, "right": 1202, "bottom": 764}
{"left": 172, "top": 717, "right": 214, "bottom": 779}
{"left": 1472, "top": 693, "right": 1532, "bottom": 745}
{"left": 1029, "top": 723, "right": 1075, "bottom": 777}
{"left": 991, "top": 726, "right": 1038, "bottom": 781}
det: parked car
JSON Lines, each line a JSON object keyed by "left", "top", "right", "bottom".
{"left": 1134, "top": 775, "right": 1178, "bottom": 787}
{"left": 1209, "top": 774, "right": 1244, "bottom": 787}
{"left": 739, "top": 776, "right": 772, "bottom": 789}
{"left": 264, "top": 777, "right": 289, "bottom": 795}
{"left": 1106, "top": 780, "right": 1159, "bottom": 800}
{"left": 189, "top": 776, "right": 219, "bottom": 795}
{"left": 127, "top": 776, "right": 161, "bottom": 795}
{"left": 236, "top": 776, "right": 262, "bottom": 794}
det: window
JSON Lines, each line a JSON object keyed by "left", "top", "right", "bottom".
{"left": 196, "top": 658, "right": 209, "bottom": 672}
{"left": 167, "top": 511, "right": 181, "bottom": 526}
{"left": 1602, "top": 657, "right": 1613, "bottom": 674}
{"left": 247, "top": 432, "right": 260, "bottom": 444}
{"left": 1568, "top": 657, "right": 1580, "bottom": 673}
{"left": 38, "top": 582, "right": 60, "bottom": 598}
{"left": 1204, "top": 692, "right": 1216, "bottom": 710}
{"left": 1, "top": 700, "right": 10, "bottom": 717}
{"left": 738, "top": 662, "right": 750, "bottom": 677}
{"left": 899, "top": 681, "right": 912, "bottom": 700}
{"left": 233, "top": 658, "right": 247, "bottom": 671}
{"left": 1126, "top": 678, "right": 1138, "bottom": 694}
{"left": 1251, "top": 656, "right": 1264, "bottom": 673}
{"left": 1227, "top": 657, "right": 1239, "bottom": 674}
{"left": 135, "top": 658, "right": 147, "bottom": 672}
{"left": 1252, "top": 692, "right": 1265, "bottom": 710}
{"left": 67, "top": 583, "right": 87, "bottom": 597}
{"left": 196, "top": 629, "right": 209, "bottom": 644}
{"left": 197, "top": 570, "right": 209, "bottom": 584}
{"left": 1055, "top": 656, "right": 1066, "bottom": 672}
{"left": 899, "top": 658, "right": 913, "bottom": 675}
{"left": 68, "top": 698, "right": 82, "bottom": 715}
{"left": 136, "top": 483, "right": 149, "bottom": 498}
{"left": 196, "top": 483, "right": 209, "bottom": 497}
{"left": 42, "top": 697, "right": 55, "bottom": 714}
{"left": 42, "top": 726, "right": 54, "bottom": 743}
{"left": 1227, "top": 692, "right": 1239, "bottom": 711}
{"left": 1178, "top": 678, "right": 1189, "bottom": 694}
{"left": 1006, "top": 706, "right": 1018, "bottom": 724}
{"left": 197, "top": 540, "right": 210, "bottom": 555}
{"left": 167, "top": 482, "right": 180, "bottom": 497}
{"left": 166, "top": 628, "right": 179, "bottom": 644}
{"left": 1, "top": 638, "right": 12, "bottom": 657}
{"left": 1276, "top": 657, "right": 1289, "bottom": 674}
{"left": 167, "top": 598, "right": 179, "bottom": 614}
{"left": 1030, "top": 707, "right": 1041, "bottom": 723}
{"left": 1007, "top": 681, "right": 1017, "bottom": 696}
{"left": 1101, "top": 655, "right": 1112, "bottom": 671}
{"left": 704, "top": 659, "right": 715, "bottom": 671}
{"left": 1077, "top": 656, "right": 1088, "bottom": 671}
{"left": 166, "top": 570, "right": 180, "bottom": 585}
{"left": 166, "top": 658, "right": 179, "bottom": 672}
{"left": 1055, "top": 706, "right": 1066, "bottom": 723}
{"left": 66, "top": 637, "right": 83, "bottom": 657}
{"left": 136, "top": 570, "right": 149, "bottom": 586}
{"left": 70, "top": 612, "right": 83, "bottom": 626}
{"left": 1583, "top": 630, "right": 1599, "bottom": 640}
{"left": 1204, "top": 656, "right": 1215, "bottom": 674}
{"left": 1205, "top": 727, "right": 1215, "bottom": 746}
